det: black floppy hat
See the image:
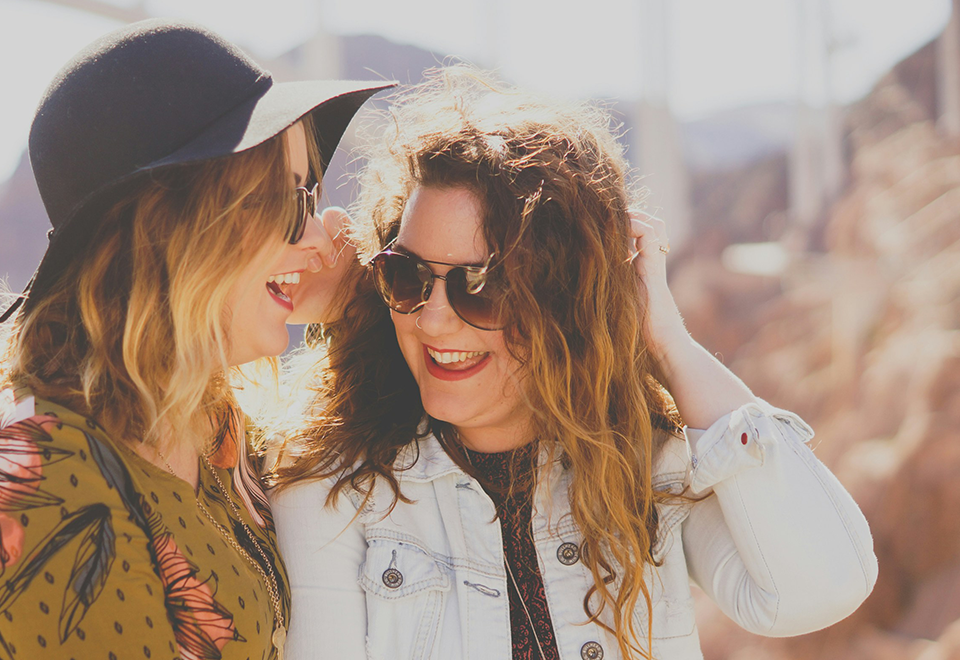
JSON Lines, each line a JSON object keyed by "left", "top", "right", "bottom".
{"left": 1, "top": 18, "right": 394, "bottom": 322}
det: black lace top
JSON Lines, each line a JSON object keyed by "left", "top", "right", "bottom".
{"left": 464, "top": 443, "right": 561, "bottom": 660}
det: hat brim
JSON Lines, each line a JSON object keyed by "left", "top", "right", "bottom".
{"left": 8, "top": 79, "right": 394, "bottom": 321}
{"left": 151, "top": 79, "right": 394, "bottom": 173}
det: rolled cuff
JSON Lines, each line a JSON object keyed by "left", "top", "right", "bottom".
{"left": 684, "top": 400, "right": 815, "bottom": 494}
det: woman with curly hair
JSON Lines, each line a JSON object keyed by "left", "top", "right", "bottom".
{"left": 271, "top": 68, "right": 877, "bottom": 660}
{"left": 0, "top": 19, "right": 390, "bottom": 660}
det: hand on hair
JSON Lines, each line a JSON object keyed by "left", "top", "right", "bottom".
{"left": 628, "top": 210, "right": 688, "bottom": 362}
{"left": 628, "top": 209, "right": 759, "bottom": 427}
{"left": 286, "top": 207, "right": 359, "bottom": 325}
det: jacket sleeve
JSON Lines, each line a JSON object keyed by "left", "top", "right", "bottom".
{"left": 680, "top": 400, "right": 878, "bottom": 637}
{"left": 269, "top": 476, "right": 367, "bottom": 659}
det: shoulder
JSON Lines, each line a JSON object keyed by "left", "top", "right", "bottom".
{"left": 0, "top": 389, "right": 118, "bottom": 485}
{"left": 0, "top": 392, "right": 180, "bottom": 655}
{"left": 269, "top": 470, "right": 361, "bottom": 520}
{"left": 0, "top": 388, "right": 162, "bottom": 538}
{"left": 0, "top": 390, "right": 156, "bottom": 593}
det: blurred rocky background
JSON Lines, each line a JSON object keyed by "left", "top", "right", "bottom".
{"left": 3, "top": 1, "right": 960, "bottom": 658}
{"left": 675, "top": 6, "right": 960, "bottom": 659}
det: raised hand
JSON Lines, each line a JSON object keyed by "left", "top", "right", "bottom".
{"left": 628, "top": 210, "right": 687, "bottom": 362}
{"left": 287, "top": 207, "right": 359, "bottom": 325}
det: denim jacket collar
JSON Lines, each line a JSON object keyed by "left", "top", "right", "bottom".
{"left": 394, "top": 433, "right": 464, "bottom": 483}
{"left": 394, "top": 427, "right": 689, "bottom": 486}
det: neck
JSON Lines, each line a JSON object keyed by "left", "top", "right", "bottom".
{"left": 134, "top": 428, "right": 202, "bottom": 492}
{"left": 456, "top": 423, "right": 534, "bottom": 454}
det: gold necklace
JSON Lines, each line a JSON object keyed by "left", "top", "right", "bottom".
{"left": 157, "top": 449, "right": 287, "bottom": 660}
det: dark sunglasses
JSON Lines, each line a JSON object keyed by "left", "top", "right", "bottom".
{"left": 370, "top": 244, "right": 504, "bottom": 331}
{"left": 287, "top": 182, "right": 319, "bottom": 244}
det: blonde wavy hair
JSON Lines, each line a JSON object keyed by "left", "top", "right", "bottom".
{"left": 275, "top": 70, "right": 681, "bottom": 658}
{"left": 1, "top": 116, "right": 320, "bottom": 454}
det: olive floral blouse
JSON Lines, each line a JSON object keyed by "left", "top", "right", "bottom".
{"left": 0, "top": 387, "right": 290, "bottom": 660}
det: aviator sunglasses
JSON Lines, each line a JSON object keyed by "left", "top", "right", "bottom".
{"left": 371, "top": 241, "right": 504, "bottom": 331}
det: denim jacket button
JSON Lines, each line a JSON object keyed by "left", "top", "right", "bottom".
{"left": 557, "top": 542, "right": 580, "bottom": 566}
{"left": 382, "top": 567, "right": 403, "bottom": 589}
{"left": 580, "top": 641, "right": 603, "bottom": 659}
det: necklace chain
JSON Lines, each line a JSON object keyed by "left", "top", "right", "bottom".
{"left": 463, "top": 447, "right": 548, "bottom": 660}
{"left": 504, "top": 558, "right": 548, "bottom": 660}
{"left": 157, "top": 449, "right": 286, "bottom": 660}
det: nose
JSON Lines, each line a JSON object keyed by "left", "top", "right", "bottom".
{"left": 293, "top": 211, "right": 331, "bottom": 271}
{"left": 416, "top": 277, "right": 464, "bottom": 337}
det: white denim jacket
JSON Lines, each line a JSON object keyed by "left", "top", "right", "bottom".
{"left": 271, "top": 402, "right": 878, "bottom": 660}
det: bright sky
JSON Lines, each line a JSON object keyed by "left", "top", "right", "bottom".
{"left": 0, "top": 0, "right": 951, "bottom": 184}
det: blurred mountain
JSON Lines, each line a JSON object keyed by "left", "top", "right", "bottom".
{"left": 681, "top": 102, "right": 795, "bottom": 173}
{"left": 338, "top": 33, "right": 443, "bottom": 84}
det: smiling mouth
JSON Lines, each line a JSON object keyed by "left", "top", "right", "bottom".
{"left": 266, "top": 272, "right": 300, "bottom": 308}
{"left": 426, "top": 346, "right": 487, "bottom": 369}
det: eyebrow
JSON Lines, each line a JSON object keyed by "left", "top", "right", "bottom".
{"left": 393, "top": 243, "right": 489, "bottom": 269}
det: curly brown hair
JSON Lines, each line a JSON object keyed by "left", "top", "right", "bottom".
{"left": 275, "top": 67, "right": 682, "bottom": 659}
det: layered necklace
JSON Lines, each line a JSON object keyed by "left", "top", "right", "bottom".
{"left": 157, "top": 448, "right": 287, "bottom": 660}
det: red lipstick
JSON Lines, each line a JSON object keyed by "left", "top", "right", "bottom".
{"left": 422, "top": 344, "right": 490, "bottom": 381}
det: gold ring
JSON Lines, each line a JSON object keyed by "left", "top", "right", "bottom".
{"left": 659, "top": 244, "right": 670, "bottom": 255}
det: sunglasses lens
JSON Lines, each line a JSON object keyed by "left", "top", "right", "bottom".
{"left": 446, "top": 267, "right": 502, "bottom": 330}
{"left": 373, "top": 253, "right": 430, "bottom": 312}
{"left": 289, "top": 184, "right": 318, "bottom": 244}
{"left": 288, "top": 190, "right": 307, "bottom": 244}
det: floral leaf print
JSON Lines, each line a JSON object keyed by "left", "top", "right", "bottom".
{"left": 151, "top": 523, "right": 244, "bottom": 660}
{"left": 208, "top": 409, "right": 270, "bottom": 529}
{"left": 0, "top": 512, "right": 25, "bottom": 571}
{"left": 0, "top": 626, "right": 13, "bottom": 660}
{"left": 207, "top": 409, "right": 239, "bottom": 470}
{"left": 84, "top": 428, "right": 243, "bottom": 659}
{"left": 200, "top": 479, "right": 284, "bottom": 600}
{"left": 58, "top": 503, "right": 116, "bottom": 642}
{"left": 0, "top": 504, "right": 112, "bottom": 616}
{"left": 83, "top": 430, "right": 150, "bottom": 531}
{"left": 0, "top": 417, "right": 71, "bottom": 513}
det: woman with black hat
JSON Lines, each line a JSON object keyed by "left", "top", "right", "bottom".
{"left": 0, "top": 19, "right": 390, "bottom": 660}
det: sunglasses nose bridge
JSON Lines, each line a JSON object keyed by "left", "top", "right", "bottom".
{"left": 420, "top": 271, "right": 450, "bottom": 305}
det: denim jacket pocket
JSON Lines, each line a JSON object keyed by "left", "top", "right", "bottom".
{"left": 645, "top": 595, "right": 697, "bottom": 640}
{"left": 636, "top": 520, "right": 697, "bottom": 642}
{"left": 359, "top": 538, "right": 450, "bottom": 660}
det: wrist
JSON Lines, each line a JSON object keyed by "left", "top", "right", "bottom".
{"left": 648, "top": 322, "right": 694, "bottom": 374}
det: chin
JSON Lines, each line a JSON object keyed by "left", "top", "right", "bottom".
{"left": 232, "top": 333, "right": 290, "bottom": 366}
{"left": 263, "top": 332, "right": 291, "bottom": 358}
{"left": 421, "top": 396, "right": 471, "bottom": 428}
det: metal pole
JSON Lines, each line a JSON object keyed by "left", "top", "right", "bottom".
{"left": 938, "top": 0, "right": 960, "bottom": 136}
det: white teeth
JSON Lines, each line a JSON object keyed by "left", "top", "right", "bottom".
{"left": 267, "top": 272, "right": 300, "bottom": 285}
{"left": 426, "top": 348, "right": 486, "bottom": 364}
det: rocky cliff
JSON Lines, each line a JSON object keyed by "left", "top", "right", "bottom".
{"left": 674, "top": 37, "right": 960, "bottom": 660}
